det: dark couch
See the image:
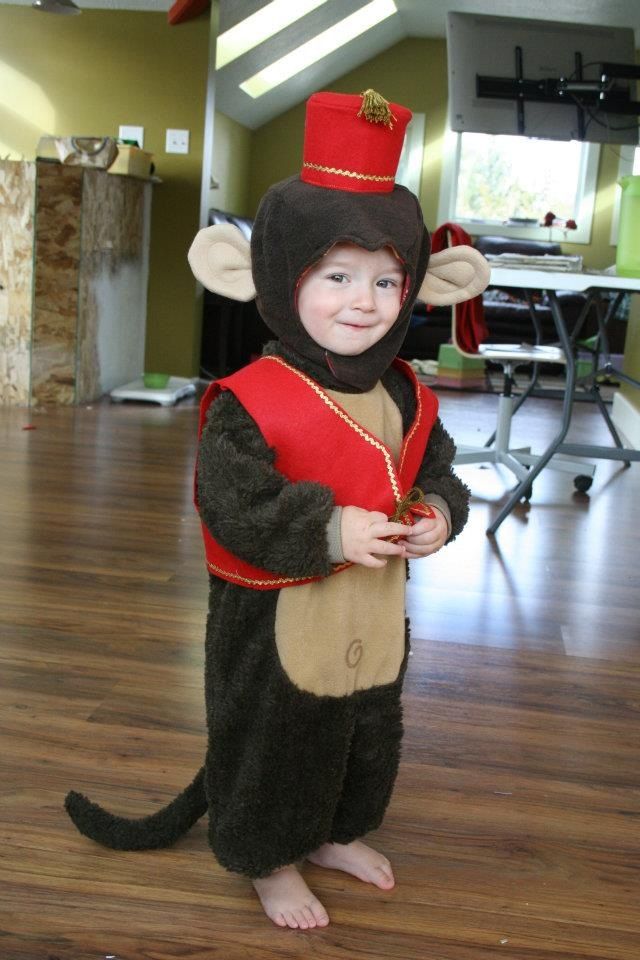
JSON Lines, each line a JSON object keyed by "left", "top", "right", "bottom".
{"left": 199, "top": 215, "right": 623, "bottom": 377}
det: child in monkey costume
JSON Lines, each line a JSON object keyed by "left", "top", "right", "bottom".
{"left": 65, "top": 90, "right": 489, "bottom": 929}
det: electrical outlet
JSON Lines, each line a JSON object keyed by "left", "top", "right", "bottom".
{"left": 119, "top": 125, "right": 144, "bottom": 147}
{"left": 166, "top": 129, "right": 190, "bottom": 154}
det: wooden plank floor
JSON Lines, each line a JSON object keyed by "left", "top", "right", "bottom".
{"left": 1, "top": 387, "right": 639, "bottom": 959}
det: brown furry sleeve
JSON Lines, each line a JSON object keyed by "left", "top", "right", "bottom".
{"left": 382, "top": 366, "right": 470, "bottom": 541}
{"left": 197, "top": 390, "right": 335, "bottom": 579}
{"left": 413, "top": 418, "right": 470, "bottom": 541}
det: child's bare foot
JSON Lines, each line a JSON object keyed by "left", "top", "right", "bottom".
{"left": 252, "top": 864, "right": 330, "bottom": 929}
{"left": 307, "top": 840, "right": 395, "bottom": 890}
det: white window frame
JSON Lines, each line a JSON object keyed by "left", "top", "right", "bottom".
{"left": 396, "top": 113, "right": 425, "bottom": 198}
{"left": 437, "top": 128, "right": 600, "bottom": 245}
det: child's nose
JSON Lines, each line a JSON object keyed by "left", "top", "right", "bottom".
{"left": 351, "top": 283, "right": 376, "bottom": 311}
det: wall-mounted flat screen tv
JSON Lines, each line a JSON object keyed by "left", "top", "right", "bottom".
{"left": 447, "top": 12, "right": 639, "bottom": 145}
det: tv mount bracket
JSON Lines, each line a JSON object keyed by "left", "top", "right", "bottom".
{"left": 477, "top": 47, "right": 640, "bottom": 138}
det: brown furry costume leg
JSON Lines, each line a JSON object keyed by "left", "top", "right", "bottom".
{"left": 203, "top": 581, "right": 411, "bottom": 879}
{"left": 329, "top": 671, "right": 406, "bottom": 846}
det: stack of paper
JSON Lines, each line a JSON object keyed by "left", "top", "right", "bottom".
{"left": 485, "top": 253, "right": 583, "bottom": 272}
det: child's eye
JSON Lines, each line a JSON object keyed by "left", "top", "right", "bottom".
{"left": 377, "top": 278, "right": 399, "bottom": 288}
{"left": 328, "top": 273, "right": 347, "bottom": 283}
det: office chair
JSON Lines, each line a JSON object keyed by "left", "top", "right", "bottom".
{"left": 451, "top": 292, "right": 595, "bottom": 494}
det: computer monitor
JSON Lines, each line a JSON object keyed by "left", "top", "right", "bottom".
{"left": 447, "top": 12, "right": 639, "bottom": 145}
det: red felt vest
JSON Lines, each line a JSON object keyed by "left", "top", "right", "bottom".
{"left": 195, "top": 355, "right": 438, "bottom": 589}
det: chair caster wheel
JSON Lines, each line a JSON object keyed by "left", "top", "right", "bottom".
{"left": 574, "top": 474, "right": 593, "bottom": 493}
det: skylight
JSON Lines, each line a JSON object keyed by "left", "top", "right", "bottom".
{"left": 239, "top": 0, "right": 398, "bottom": 99}
{"left": 216, "top": 0, "right": 330, "bottom": 70}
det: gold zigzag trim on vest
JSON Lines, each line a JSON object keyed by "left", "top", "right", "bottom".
{"left": 263, "top": 355, "right": 402, "bottom": 503}
{"left": 303, "top": 161, "right": 395, "bottom": 183}
{"left": 398, "top": 370, "right": 423, "bottom": 476}
{"left": 207, "top": 558, "right": 351, "bottom": 586}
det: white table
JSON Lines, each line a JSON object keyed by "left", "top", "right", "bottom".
{"left": 490, "top": 267, "right": 640, "bottom": 297}
{"left": 483, "top": 267, "right": 640, "bottom": 534}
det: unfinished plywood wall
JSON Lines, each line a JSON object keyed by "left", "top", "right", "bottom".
{"left": 1, "top": 160, "right": 151, "bottom": 407}
{"left": 0, "top": 160, "right": 36, "bottom": 406}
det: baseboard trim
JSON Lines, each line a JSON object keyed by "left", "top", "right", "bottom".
{"left": 611, "top": 392, "right": 640, "bottom": 450}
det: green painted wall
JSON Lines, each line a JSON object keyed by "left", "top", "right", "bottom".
{"left": 212, "top": 111, "right": 252, "bottom": 216}
{"left": 2, "top": 17, "right": 637, "bottom": 391}
{"left": 0, "top": 3, "right": 210, "bottom": 377}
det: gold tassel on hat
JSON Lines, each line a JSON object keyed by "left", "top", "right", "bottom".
{"left": 357, "top": 89, "right": 396, "bottom": 128}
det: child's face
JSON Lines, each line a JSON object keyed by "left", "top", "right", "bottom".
{"left": 296, "top": 243, "right": 405, "bottom": 356}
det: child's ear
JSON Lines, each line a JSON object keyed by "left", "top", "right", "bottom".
{"left": 188, "top": 224, "right": 256, "bottom": 301}
{"left": 417, "top": 246, "right": 490, "bottom": 306}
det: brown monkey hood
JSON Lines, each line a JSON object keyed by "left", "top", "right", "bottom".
{"left": 251, "top": 175, "right": 430, "bottom": 393}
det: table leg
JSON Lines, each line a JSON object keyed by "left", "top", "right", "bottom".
{"left": 557, "top": 292, "right": 640, "bottom": 465}
{"left": 487, "top": 290, "right": 577, "bottom": 535}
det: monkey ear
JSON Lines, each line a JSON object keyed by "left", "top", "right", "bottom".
{"left": 188, "top": 224, "right": 256, "bottom": 302}
{"left": 417, "top": 246, "right": 490, "bottom": 306}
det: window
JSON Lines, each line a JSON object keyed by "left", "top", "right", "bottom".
{"left": 438, "top": 130, "right": 600, "bottom": 244}
{"left": 395, "top": 114, "right": 425, "bottom": 198}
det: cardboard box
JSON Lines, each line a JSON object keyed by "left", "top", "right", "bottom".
{"left": 108, "top": 145, "right": 153, "bottom": 179}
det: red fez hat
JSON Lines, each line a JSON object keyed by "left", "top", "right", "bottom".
{"left": 301, "top": 89, "right": 412, "bottom": 194}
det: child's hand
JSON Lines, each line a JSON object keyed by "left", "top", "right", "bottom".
{"left": 399, "top": 507, "right": 448, "bottom": 559}
{"left": 341, "top": 506, "right": 408, "bottom": 569}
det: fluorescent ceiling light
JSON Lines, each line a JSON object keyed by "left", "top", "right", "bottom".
{"left": 216, "top": 0, "right": 329, "bottom": 70}
{"left": 240, "top": 0, "right": 398, "bottom": 99}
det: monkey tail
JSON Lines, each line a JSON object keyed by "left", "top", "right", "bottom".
{"left": 64, "top": 766, "right": 207, "bottom": 850}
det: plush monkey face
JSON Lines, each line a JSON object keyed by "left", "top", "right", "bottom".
{"left": 189, "top": 177, "right": 490, "bottom": 390}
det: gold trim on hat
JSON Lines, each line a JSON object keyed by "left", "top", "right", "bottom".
{"left": 303, "top": 161, "right": 395, "bottom": 183}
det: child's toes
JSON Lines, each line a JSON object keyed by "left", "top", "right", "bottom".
{"left": 310, "top": 899, "right": 330, "bottom": 926}
{"left": 301, "top": 906, "right": 317, "bottom": 927}
{"left": 376, "top": 865, "right": 395, "bottom": 888}
{"left": 284, "top": 911, "right": 299, "bottom": 928}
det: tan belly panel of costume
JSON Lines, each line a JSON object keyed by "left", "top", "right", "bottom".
{"left": 275, "top": 383, "right": 407, "bottom": 697}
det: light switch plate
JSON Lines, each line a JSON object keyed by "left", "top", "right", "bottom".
{"left": 166, "top": 129, "right": 190, "bottom": 154}
{"left": 119, "top": 125, "right": 144, "bottom": 148}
